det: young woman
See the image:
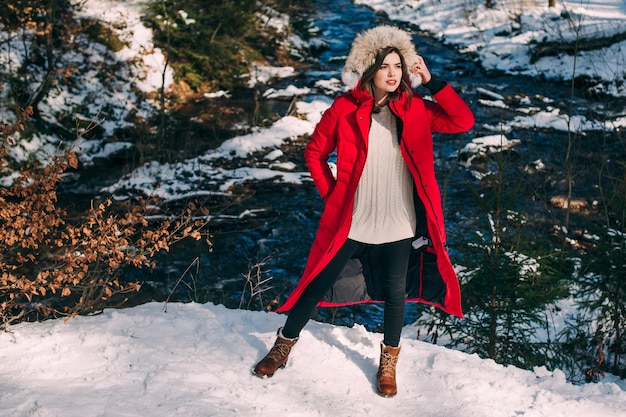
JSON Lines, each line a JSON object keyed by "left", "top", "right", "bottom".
{"left": 252, "top": 25, "right": 474, "bottom": 397}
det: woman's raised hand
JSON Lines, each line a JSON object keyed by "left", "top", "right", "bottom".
{"left": 411, "top": 55, "right": 432, "bottom": 84}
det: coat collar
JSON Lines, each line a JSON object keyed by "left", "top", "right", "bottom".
{"left": 350, "top": 82, "right": 374, "bottom": 107}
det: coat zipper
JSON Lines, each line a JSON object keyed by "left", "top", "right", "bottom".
{"left": 389, "top": 102, "right": 442, "bottom": 239}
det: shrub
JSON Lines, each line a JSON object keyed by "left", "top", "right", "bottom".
{"left": 0, "top": 111, "right": 210, "bottom": 328}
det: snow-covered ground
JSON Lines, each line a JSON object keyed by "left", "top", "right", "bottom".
{"left": 2, "top": 1, "right": 626, "bottom": 415}
{"left": 2, "top": 302, "right": 625, "bottom": 416}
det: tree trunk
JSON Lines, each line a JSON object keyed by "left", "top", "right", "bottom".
{"left": 489, "top": 285, "right": 498, "bottom": 359}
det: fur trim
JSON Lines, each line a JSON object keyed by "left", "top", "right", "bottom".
{"left": 342, "top": 25, "right": 421, "bottom": 89}
{"left": 409, "top": 73, "right": 423, "bottom": 88}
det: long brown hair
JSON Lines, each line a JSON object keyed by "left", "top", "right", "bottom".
{"left": 359, "top": 46, "right": 413, "bottom": 108}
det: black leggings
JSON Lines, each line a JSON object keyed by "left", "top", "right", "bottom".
{"left": 282, "top": 238, "right": 412, "bottom": 347}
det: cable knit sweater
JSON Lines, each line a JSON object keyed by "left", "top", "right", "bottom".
{"left": 347, "top": 105, "right": 416, "bottom": 244}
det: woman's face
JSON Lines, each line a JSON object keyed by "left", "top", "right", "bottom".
{"left": 372, "top": 52, "right": 403, "bottom": 101}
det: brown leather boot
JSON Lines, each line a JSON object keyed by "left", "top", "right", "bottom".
{"left": 252, "top": 328, "right": 298, "bottom": 378}
{"left": 377, "top": 342, "right": 401, "bottom": 397}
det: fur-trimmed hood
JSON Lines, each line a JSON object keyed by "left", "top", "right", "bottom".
{"left": 342, "top": 25, "right": 422, "bottom": 89}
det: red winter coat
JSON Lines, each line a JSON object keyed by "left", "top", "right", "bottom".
{"left": 275, "top": 83, "right": 474, "bottom": 318}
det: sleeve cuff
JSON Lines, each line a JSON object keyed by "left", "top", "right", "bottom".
{"left": 423, "top": 77, "right": 447, "bottom": 95}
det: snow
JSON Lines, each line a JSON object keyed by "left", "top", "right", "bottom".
{"left": 72, "top": 0, "right": 174, "bottom": 94}
{"left": 249, "top": 64, "right": 297, "bottom": 87}
{"left": 100, "top": 0, "right": 626, "bottom": 200}
{"left": 2, "top": 302, "right": 625, "bottom": 416}
{"left": 263, "top": 84, "right": 313, "bottom": 99}
{"left": 2, "top": 0, "right": 626, "bottom": 414}
{"left": 101, "top": 100, "right": 328, "bottom": 199}
{"left": 357, "top": 0, "right": 626, "bottom": 94}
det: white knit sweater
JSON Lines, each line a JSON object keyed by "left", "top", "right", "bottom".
{"left": 348, "top": 105, "right": 416, "bottom": 244}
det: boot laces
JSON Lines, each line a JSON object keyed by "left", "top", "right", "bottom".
{"left": 380, "top": 352, "right": 398, "bottom": 378}
{"left": 267, "top": 341, "right": 292, "bottom": 362}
